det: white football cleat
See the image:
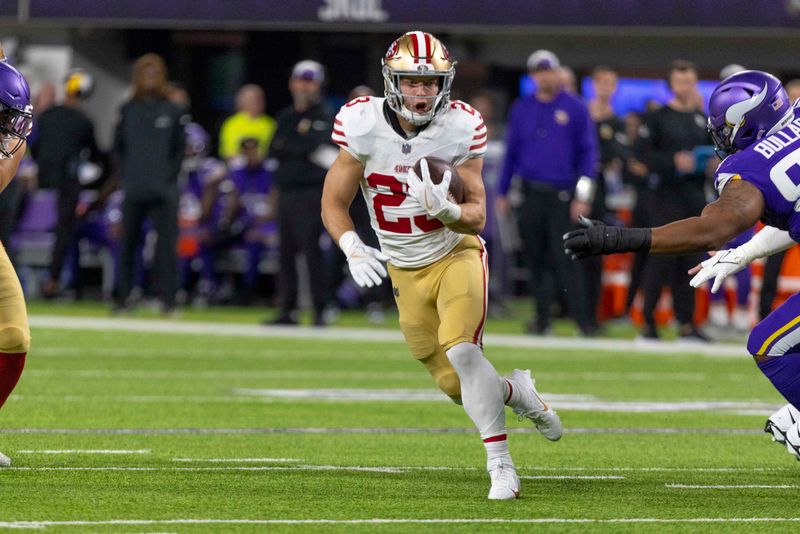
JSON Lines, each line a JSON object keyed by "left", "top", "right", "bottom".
{"left": 784, "top": 420, "right": 800, "bottom": 461}
{"left": 0, "top": 451, "right": 10, "bottom": 467}
{"left": 506, "top": 369, "right": 563, "bottom": 441}
{"left": 487, "top": 457, "right": 520, "bottom": 500}
{"left": 764, "top": 403, "right": 800, "bottom": 444}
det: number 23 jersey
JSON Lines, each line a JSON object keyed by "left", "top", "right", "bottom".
{"left": 332, "top": 96, "right": 487, "bottom": 268}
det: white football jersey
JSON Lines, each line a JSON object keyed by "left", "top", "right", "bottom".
{"left": 332, "top": 96, "right": 487, "bottom": 268}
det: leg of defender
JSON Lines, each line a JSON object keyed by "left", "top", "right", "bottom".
{"left": 747, "top": 293, "right": 800, "bottom": 457}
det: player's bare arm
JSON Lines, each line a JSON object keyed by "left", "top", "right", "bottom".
{"left": 564, "top": 178, "right": 764, "bottom": 259}
{"left": 447, "top": 157, "right": 486, "bottom": 235}
{"left": 321, "top": 148, "right": 364, "bottom": 242}
{"left": 650, "top": 178, "right": 764, "bottom": 254}
{"left": 0, "top": 142, "right": 26, "bottom": 193}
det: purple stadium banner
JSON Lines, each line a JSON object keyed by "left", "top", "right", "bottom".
{"left": 27, "top": 0, "right": 800, "bottom": 28}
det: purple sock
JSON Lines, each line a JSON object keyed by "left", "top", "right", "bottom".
{"left": 757, "top": 355, "right": 800, "bottom": 407}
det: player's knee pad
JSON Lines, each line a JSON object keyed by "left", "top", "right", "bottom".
{"left": 399, "top": 320, "right": 438, "bottom": 359}
{"left": 0, "top": 326, "right": 30, "bottom": 354}
{"left": 420, "top": 350, "right": 462, "bottom": 403}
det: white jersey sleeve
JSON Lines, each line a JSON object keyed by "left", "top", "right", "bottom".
{"left": 331, "top": 97, "right": 379, "bottom": 164}
{"left": 447, "top": 100, "right": 488, "bottom": 166}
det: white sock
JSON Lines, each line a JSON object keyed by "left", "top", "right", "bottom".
{"left": 446, "top": 342, "right": 507, "bottom": 441}
{"left": 483, "top": 435, "right": 511, "bottom": 463}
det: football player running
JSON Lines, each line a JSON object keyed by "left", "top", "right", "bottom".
{"left": 0, "top": 54, "right": 34, "bottom": 467}
{"left": 321, "top": 31, "right": 562, "bottom": 500}
{"left": 563, "top": 70, "right": 800, "bottom": 461}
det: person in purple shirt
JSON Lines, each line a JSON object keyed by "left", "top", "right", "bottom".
{"left": 229, "top": 137, "right": 275, "bottom": 299}
{"left": 196, "top": 137, "right": 274, "bottom": 302}
{"left": 496, "top": 50, "right": 599, "bottom": 336}
{"left": 564, "top": 70, "right": 800, "bottom": 462}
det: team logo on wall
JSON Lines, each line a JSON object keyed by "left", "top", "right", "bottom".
{"left": 402, "top": 143, "right": 411, "bottom": 154}
{"left": 554, "top": 110, "right": 570, "bottom": 125}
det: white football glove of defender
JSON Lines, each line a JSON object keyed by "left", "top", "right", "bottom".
{"left": 406, "top": 159, "right": 462, "bottom": 225}
{"left": 689, "top": 226, "right": 796, "bottom": 294}
{"left": 689, "top": 249, "right": 748, "bottom": 294}
{"left": 338, "top": 230, "right": 390, "bottom": 288}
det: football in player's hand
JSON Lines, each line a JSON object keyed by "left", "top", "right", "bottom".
{"left": 413, "top": 157, "right": 464, "bottom": 204}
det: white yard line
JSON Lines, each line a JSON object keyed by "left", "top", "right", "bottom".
{"left": 11, "top": 390, "right": 782, "bottom": 415}
{"left": 0, "top": 427, "right": 767, "bottom": 435}
{"left": 524, "top": 466, "right": 793, "bottom": 472}
{"left": 171, "top": 458, "right": 303, "bottom": 463}
{"left": 15, "top": 450, "right": 150, "bottom": 455}
{"left": 24, "top": 369, "right": 734, "bottom": 382}
{"left": 666, "top": 484, "right": 800, "bottom": 489}
{"left": 519, "top": 475, "right": 626, "bottom": 480}
{"left": 5, "top": 465, "right": 406, "bottom": 473}
{"left": 4, "top": 518, "right": 800, "bottom": 528}
{"left": 5, "top": 465, "right": 793, "bottom": 476}
{"left": 28, "top": 315, "right": 749, "bottom": 357}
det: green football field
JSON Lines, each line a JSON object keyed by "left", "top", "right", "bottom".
{"left": 1, "top": 310, "right": 799, "bottom": 532}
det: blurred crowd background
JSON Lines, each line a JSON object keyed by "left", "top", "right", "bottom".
{"left": 4, "top": 0, "right": 800, "bottom": 338}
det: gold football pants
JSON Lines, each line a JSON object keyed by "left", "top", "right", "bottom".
{"left": 388, "top": 235, "right": 488, "bottom": 400}
{"left": 0, "top": 241, "right": 30, "bottom": 353}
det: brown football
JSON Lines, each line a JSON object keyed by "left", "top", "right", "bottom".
{"left": 412, "top": 157, "right": 464, "bottom": 204}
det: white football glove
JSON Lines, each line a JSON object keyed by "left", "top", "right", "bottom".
{"left": 689, "top": 248, "right": 748, "bottom": 294}
{"left": 406, "top": 158, "right": 461, "bottom": 225}
{"left": 338, "top": 231, "right": 390, "bottom": 288}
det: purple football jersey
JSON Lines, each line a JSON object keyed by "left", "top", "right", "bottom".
{"left": 715, "top": 115, "right": 800, "bottom": 240}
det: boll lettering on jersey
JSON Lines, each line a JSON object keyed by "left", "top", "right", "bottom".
{"left": 754, "top": 117, "right": 800, "bottom": 159}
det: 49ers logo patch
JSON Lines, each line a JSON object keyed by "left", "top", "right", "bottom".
{"left": 385, "top": 40, "right": 399, "bottom": 60}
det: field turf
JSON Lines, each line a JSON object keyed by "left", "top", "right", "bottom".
{"left": 0, "top": 309, "right": 798, "bottom": 532}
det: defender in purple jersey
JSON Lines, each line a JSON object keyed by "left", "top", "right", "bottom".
{"left": 564, "top": 70, "right": 800, "bottom": 461}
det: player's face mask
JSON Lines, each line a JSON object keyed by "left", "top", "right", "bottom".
{"left": 0, "top": 107, "right": 31, "bottom": 159}
{"left": 398, "top": 77, "right": 441, "bottom": 116}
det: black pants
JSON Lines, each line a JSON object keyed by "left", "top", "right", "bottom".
{"left": 117, "top": 189, "right": 178, "bottom": 308}
{"left": 641, "top": 192, "right": 703, "bottom": 329}
{"left": 760, "top": 250, "right": 786, "bottom": 320}
{"left": 49, "top": 176, "right": 82, "bottom": 283}
{"left": 516, "top": 182, "right": 590, "bottom": 330}
{"left": 277, "top": 187, "right": 326, "bottom": 318}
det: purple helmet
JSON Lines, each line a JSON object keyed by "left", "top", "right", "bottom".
{"left": 707, "top": 70, "right": 792, "bottom": 156}
{"left": 0, "top": 61, "right": 31, "bottom": 158}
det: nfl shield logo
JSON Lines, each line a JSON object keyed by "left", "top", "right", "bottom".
{"left": 402, "top": 143, "right": 411, "bottom": 154}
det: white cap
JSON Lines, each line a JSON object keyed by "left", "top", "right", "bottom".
{"left": 527, "top": 50, "right": 560, "bottom": 72}
{"left": 292, "top": 60, "right": 325, "bottom": 83}
{"left": 720, "top": 63, "right": 746, "bottom": 80}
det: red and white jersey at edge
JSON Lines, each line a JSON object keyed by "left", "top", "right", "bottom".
{"left": 332, "top": 96, "right": 487, "bottom": 268}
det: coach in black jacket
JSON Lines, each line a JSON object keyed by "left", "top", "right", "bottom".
{"left": 266, "top": 60, "right": 335, "bottom": 326}
{"left": 113, "top": 54, "right": 186, "bottom": 314}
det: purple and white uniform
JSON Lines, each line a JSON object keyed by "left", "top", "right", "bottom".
{"left": 715, "top": 115, "right": 800, "bottom": 240}
{"left": 715, "top": 115, "right": 800, "bottom": 358}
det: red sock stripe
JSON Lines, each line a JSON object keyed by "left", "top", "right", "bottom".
{"left": 483, "top": 433, "right": 508, "bottom": 443}
{"left": 504, "top": 379, "right": 513, "bottom": 404}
